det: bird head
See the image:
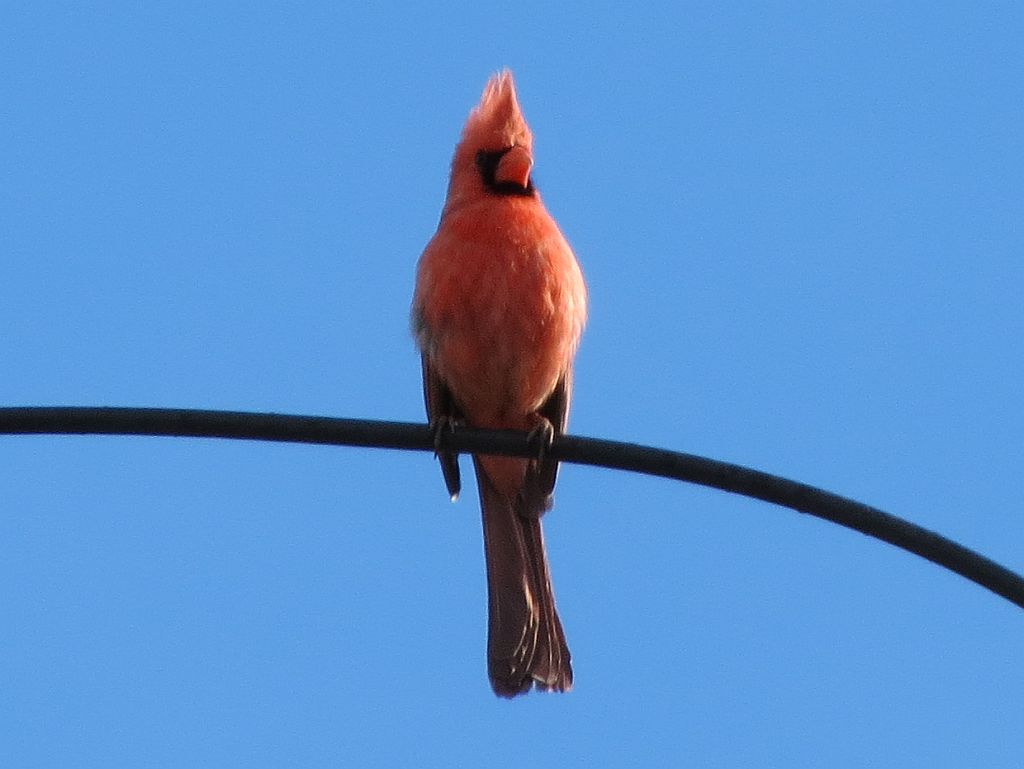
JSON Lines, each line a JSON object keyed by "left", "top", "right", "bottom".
{"left": 444, "top": 70, "right": 537, "bottom": 210}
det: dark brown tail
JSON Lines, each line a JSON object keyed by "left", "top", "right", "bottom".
{"left": 473, "top": 458, "right": 572, "bottom": 697}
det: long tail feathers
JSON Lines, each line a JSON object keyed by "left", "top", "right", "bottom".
{"left": 474, "top": 458, "right": 572, "bottom": 697}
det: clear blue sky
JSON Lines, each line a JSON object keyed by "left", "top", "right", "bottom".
{"left": 3, "top": 3, "right": 1022, "bottom": 767}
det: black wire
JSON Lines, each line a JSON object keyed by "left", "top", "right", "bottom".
{"left": 2, "top": 406, "right": 1021, "bottom": 611}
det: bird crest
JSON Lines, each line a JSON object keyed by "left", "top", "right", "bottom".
{"left": 460, "top": 70, "right": 533, "bottom": 154}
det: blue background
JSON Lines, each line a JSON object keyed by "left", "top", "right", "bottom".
{"left": 3, "top": 3, "right": 1022, "bottom": 766}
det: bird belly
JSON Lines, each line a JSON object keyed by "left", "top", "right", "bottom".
{"left": 415, "top": 206, "right": 586, "bottom": 430}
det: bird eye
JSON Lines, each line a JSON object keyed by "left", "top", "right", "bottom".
{"left": 475, "top": 148, "right": 509, "bottom": 176}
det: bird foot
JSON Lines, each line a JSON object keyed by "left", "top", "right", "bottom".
{"left": 525, "top": 415, "right": 555, "bottom": 465}
{"left": 430, "top": 415, "right": 460, "bottom": 455}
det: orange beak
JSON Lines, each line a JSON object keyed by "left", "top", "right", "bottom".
{"left": 495, "top": 145, "right": 533, "bottom": 189}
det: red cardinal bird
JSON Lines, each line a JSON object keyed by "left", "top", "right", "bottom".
{"left": 412, "top": 71, "right": 587, "bottom": 696}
